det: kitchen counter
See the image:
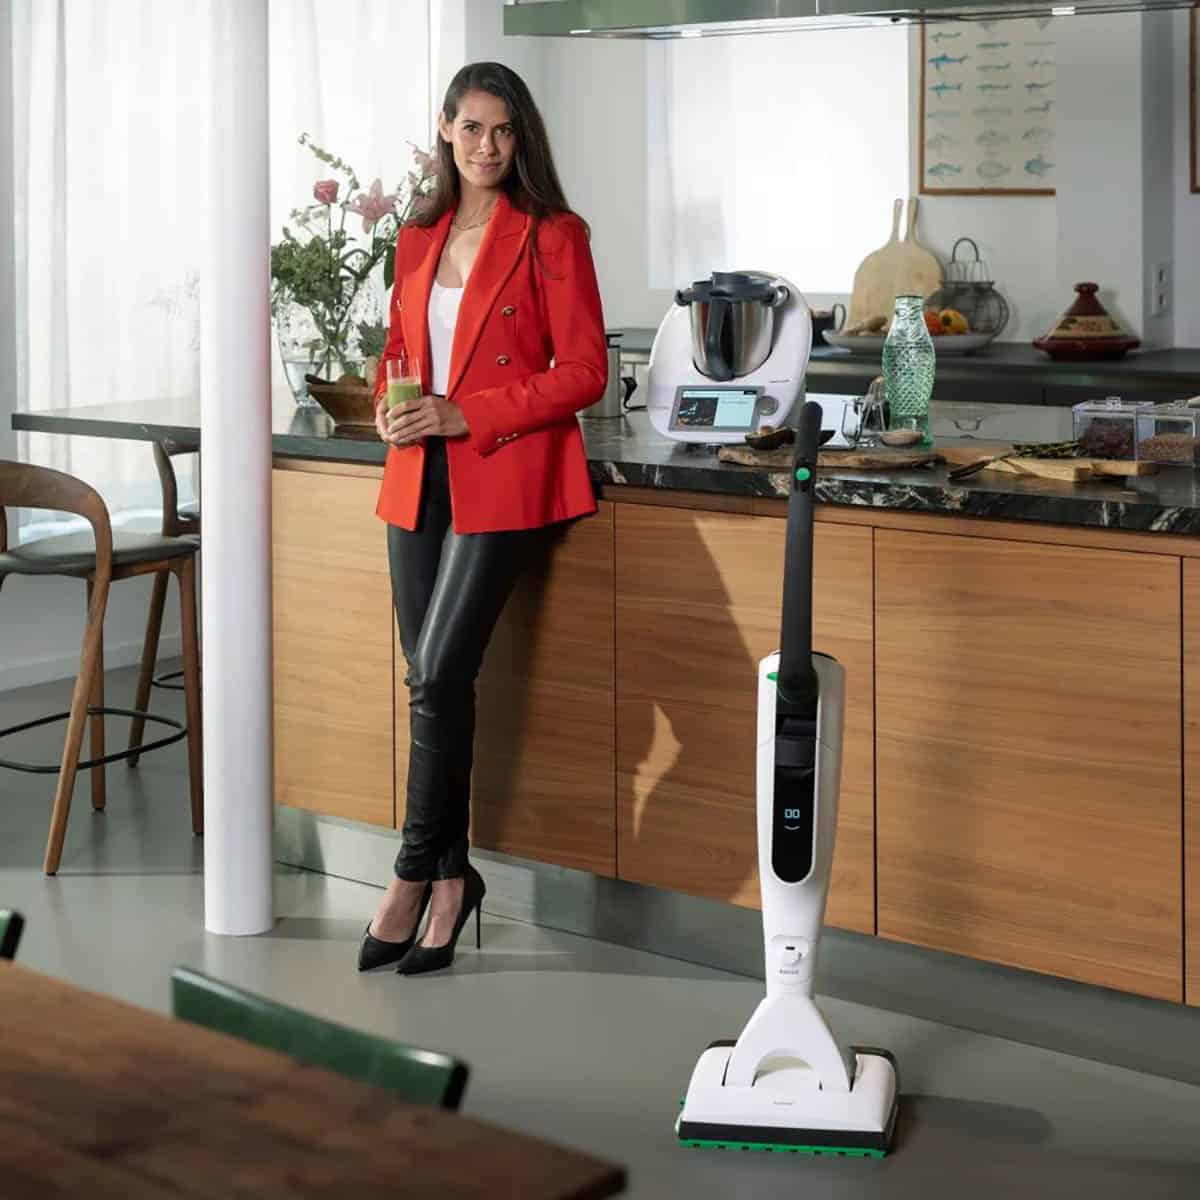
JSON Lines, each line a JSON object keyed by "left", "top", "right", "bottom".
{"left": 15, "top": 394, "right": 1200, "bottom": 536}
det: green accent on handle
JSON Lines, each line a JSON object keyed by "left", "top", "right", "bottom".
{"left": 796, "top": 467, "right": 812, "bottom": 482}
{"left": 767, "top": 671, "right": 778, "bottom": 681}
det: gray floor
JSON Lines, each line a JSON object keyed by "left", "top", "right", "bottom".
{"left": 3, "top": 664, "right": 1200, "bottom": 1198}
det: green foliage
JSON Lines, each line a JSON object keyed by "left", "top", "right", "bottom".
{"left": 356, "top": 320, "right": 389, "bottom": 360}
{"left": 270, "top": 133, "right": 434, "bottom": 373}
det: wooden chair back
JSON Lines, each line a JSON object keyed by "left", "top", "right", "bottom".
{"left": 0, "top": 461, "right": 113, "bottom": 607}
{"left": 153, "top": 443, "right": 200, "bottom": 537}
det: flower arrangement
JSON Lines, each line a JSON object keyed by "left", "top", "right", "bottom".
{"left": 270, "top": 133, "right": 435, "bottom": 388}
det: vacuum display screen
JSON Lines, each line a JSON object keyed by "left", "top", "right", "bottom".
{"left": 674, "top": 388, "right": 759, "bottom": 430}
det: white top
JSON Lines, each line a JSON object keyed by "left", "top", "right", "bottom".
{"left": 428, "top": 281, "right": 463, "bottom": 396}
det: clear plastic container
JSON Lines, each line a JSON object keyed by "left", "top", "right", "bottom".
{"left": 1072, "top": 397, "right": 1152, "bottom": 461}
{"left": 1137, "top": 402, "right": 1200, "bottom": 466}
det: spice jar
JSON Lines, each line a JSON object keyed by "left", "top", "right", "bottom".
{"left": 1138, "top": 403, "right": 1200, "bottom": 466}
{"left": 1072, "top": 397, "right": 1152, "bottom": 461}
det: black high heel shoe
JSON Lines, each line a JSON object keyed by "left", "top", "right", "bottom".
{"left": 357, "top": 881, "right": 433, "bottom": 972}
{"left": 396, "top": 864, "right": 486, "bottom": 976}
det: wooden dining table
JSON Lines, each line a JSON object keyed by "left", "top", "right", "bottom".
{"left": 0, "top": 963, "right": 626, "bottom": 1199}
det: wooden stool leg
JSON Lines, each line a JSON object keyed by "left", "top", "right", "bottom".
{"left": 177, "top": 556, "right": 204, "bottom": 835}
{"left": 86, "top": 580, "right": 106, "bottom": 813}
{"left": 45, "top": 606, "right": 104, "bottom": 874}
{"left": 128, "top": 569, "right": 169, "bottom": 767}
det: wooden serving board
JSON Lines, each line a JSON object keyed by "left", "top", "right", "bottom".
{"left": 847, "top": 199, "right": 902, "bottom": 329}
{"left": 847, "top": 197, "right": 942, "bottom": 330}
{"left": 940, "top": 443, "right": 1158, "bottom": 481}
{"left": 893, "top": 196, "right": 942, "bottom": 305}
{"left": 719, "top": 445, "right": 942, "bottom": 471}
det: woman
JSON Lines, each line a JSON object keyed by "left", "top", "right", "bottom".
{"left": 358, "top": 62, "right": 607, "bottom": 976}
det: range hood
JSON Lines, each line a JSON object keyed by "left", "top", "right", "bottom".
{"left": 503, "top": 0, "right": 1192, "bottom": 37}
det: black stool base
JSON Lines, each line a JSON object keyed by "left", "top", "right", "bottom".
{"left": 0, "top": 706, "right": 187, "bottom": 774}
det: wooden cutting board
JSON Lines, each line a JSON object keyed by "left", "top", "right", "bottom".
{"left": 846, "top": 199, "right": 902, "bottom": 329}
{"left": 893, "top": 196, "right": 942, "bottom": 306}
{"left": 719, "top": 445, "right": 941, "bottom": 471}
{"left": 847, "top": 197, "right": 942, "bottom": 330}
{"left": 940, "top": 443, "right": 1158, "bottom": 481}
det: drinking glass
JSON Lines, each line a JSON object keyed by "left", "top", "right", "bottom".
{"left": 385, "top": 351, "right": 422, "bottom": 414}
{"left": 841, "top": 389, "right": 886, "bottom": 449}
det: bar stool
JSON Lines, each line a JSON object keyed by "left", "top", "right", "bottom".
{"left": 127, "top": 441, "right": 200, "bottom": 763}
{"left": 0, "top": 460, "right": 203, "bottom": 874}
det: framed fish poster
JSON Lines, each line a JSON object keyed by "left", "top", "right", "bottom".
{"left": 919, "top": 20, "right": 1056, "bottom": 196}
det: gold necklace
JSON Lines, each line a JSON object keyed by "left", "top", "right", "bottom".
{"left": 451, "top": 204, "right": 496, "bottom": 232}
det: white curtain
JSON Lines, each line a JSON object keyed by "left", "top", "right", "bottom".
{"left": 647, "top": 26, "right": 910, "bottom": 297}
{"left": 10, "top": 0, "right": 431, "bottom": 538}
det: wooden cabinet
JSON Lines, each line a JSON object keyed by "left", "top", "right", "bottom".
{"left": 393, "top": 504, "right": 617, "bottom": 876}
{"left": 270, "top": 461, "right": 1198, "bottom": 1007}
{"left": 1185, "top": 561, "right": 1200, "bottom": 1007}
{"left": 613, "top": 505, "right": 875, "bottom": 935}
{"left": 875, "top": 528, "right": 1182, "bottom": 1000}
{"left": 272, "top": 466, "right": 394, "bottom": 827}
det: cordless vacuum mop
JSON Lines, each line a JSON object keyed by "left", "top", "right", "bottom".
{"left": 675, "top": 400, "right": 899, "bottom": 1157}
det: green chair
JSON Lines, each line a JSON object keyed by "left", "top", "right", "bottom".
{"left": 170, "top": 966, "right": 468, "bottom": 1109}
{"left": 0, "top": 910, "right": 25, "bottom": 959}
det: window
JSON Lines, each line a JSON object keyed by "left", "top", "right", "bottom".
{"left": 646, "top": 26, "right": 910, "bottom": 296}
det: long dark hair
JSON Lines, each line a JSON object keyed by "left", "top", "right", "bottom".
{"left": 411, "top": 62, "right": 587, "bottom": 240}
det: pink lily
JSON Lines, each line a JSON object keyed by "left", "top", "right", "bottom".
{"left": 346, "top": 179, "right": 396, "bottom": 232}
{"left": 410, "top": 143, "right": 436, "bottom": 179}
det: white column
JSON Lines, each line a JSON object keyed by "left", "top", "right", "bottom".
{"left": 200, "top": 0, "right": 274, "bottom": 935}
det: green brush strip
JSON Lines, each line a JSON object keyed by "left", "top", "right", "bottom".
{"left": 680, "top": 1137, "right": 885, "bottom": 1158}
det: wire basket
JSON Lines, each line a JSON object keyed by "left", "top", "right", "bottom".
{"left": 924, "top": 237, "right": 1010, "bottom": 339}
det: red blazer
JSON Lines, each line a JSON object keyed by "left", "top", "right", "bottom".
{"left": 373, "top": 193, "right": 607, "bottom": 533}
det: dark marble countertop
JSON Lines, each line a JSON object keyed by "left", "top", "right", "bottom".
{"left": 13, "top": 393, "right": 1200, "bottom": 536}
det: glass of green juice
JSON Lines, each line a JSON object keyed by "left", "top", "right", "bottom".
{"left": 385, "top": 353, "right": 422, "bottom": 414}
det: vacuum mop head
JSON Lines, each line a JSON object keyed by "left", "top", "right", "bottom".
{"left": 676, "top": 1041, "right": 899, "bottom": 1157}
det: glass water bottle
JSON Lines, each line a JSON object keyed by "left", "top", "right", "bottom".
{"left": 882, "top": 295, "right": 936, "bottom": 446}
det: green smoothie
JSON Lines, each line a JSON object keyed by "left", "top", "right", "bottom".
{"left": 386, "top": 378, "right": 421, "bottom": 415}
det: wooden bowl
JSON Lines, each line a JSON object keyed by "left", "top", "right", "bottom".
{"left": 304, "top": 374, "right": 376, "bottom": 428}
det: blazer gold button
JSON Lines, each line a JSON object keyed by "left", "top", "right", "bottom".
{"left": 496, "top": 355, "right": 510, "bottom": 365}
{"left": 502, "top": 305, "right": 515, "bottom": 316}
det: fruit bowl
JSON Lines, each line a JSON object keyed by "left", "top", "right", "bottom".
{"left": 305, "top": 373, "right": 377, "bottom": 429}
{"left": 822, "top": 330, "right": 994, "bottom": 357}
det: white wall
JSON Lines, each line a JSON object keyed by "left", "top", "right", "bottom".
{"left": 536, "top": 13, "right": 1188, "bottom": 352}
{"left": 1140, "top": 11, "right": 1174, "bottom": 347}
{"left": 1174, "top": 9, "right": 1200, "bottom": 346}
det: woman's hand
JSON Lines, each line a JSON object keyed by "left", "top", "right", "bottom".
{"left": 376, "top": 394, "right": 469, "bottom": 446}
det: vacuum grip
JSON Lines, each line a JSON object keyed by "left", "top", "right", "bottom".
{"left": 794, "top": 400, "right": 823, "bottom": 474}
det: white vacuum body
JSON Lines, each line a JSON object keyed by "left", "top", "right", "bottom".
{"left": 675, "top": 403, "right": 899, "bottom": 1156}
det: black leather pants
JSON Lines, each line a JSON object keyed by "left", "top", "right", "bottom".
{"left": 387, "top": 437, "right": 547, "bottom": 881}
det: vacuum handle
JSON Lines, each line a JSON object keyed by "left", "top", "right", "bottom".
{"left": 775, "top": 400, "right": 823, "bottom": 711}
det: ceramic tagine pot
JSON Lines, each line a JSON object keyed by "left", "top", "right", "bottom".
{"left": 1032, "top": 282, "right": 1140, "bottom": 361}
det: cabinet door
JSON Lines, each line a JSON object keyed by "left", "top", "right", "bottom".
{"left": 614, "top": 505, "right": 875, "bottom": 934}
{"left": 272, "top": 467, "right": 394, "bottom": 827}
{"left": 876, "top": 528, "right": 1182, "bottom": 1000}
{"left": 1185, "top": 561, "right": 1200, "bottom": 1007}
{"left": 392, "top": 504, "right": 616, "bottom": 875}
